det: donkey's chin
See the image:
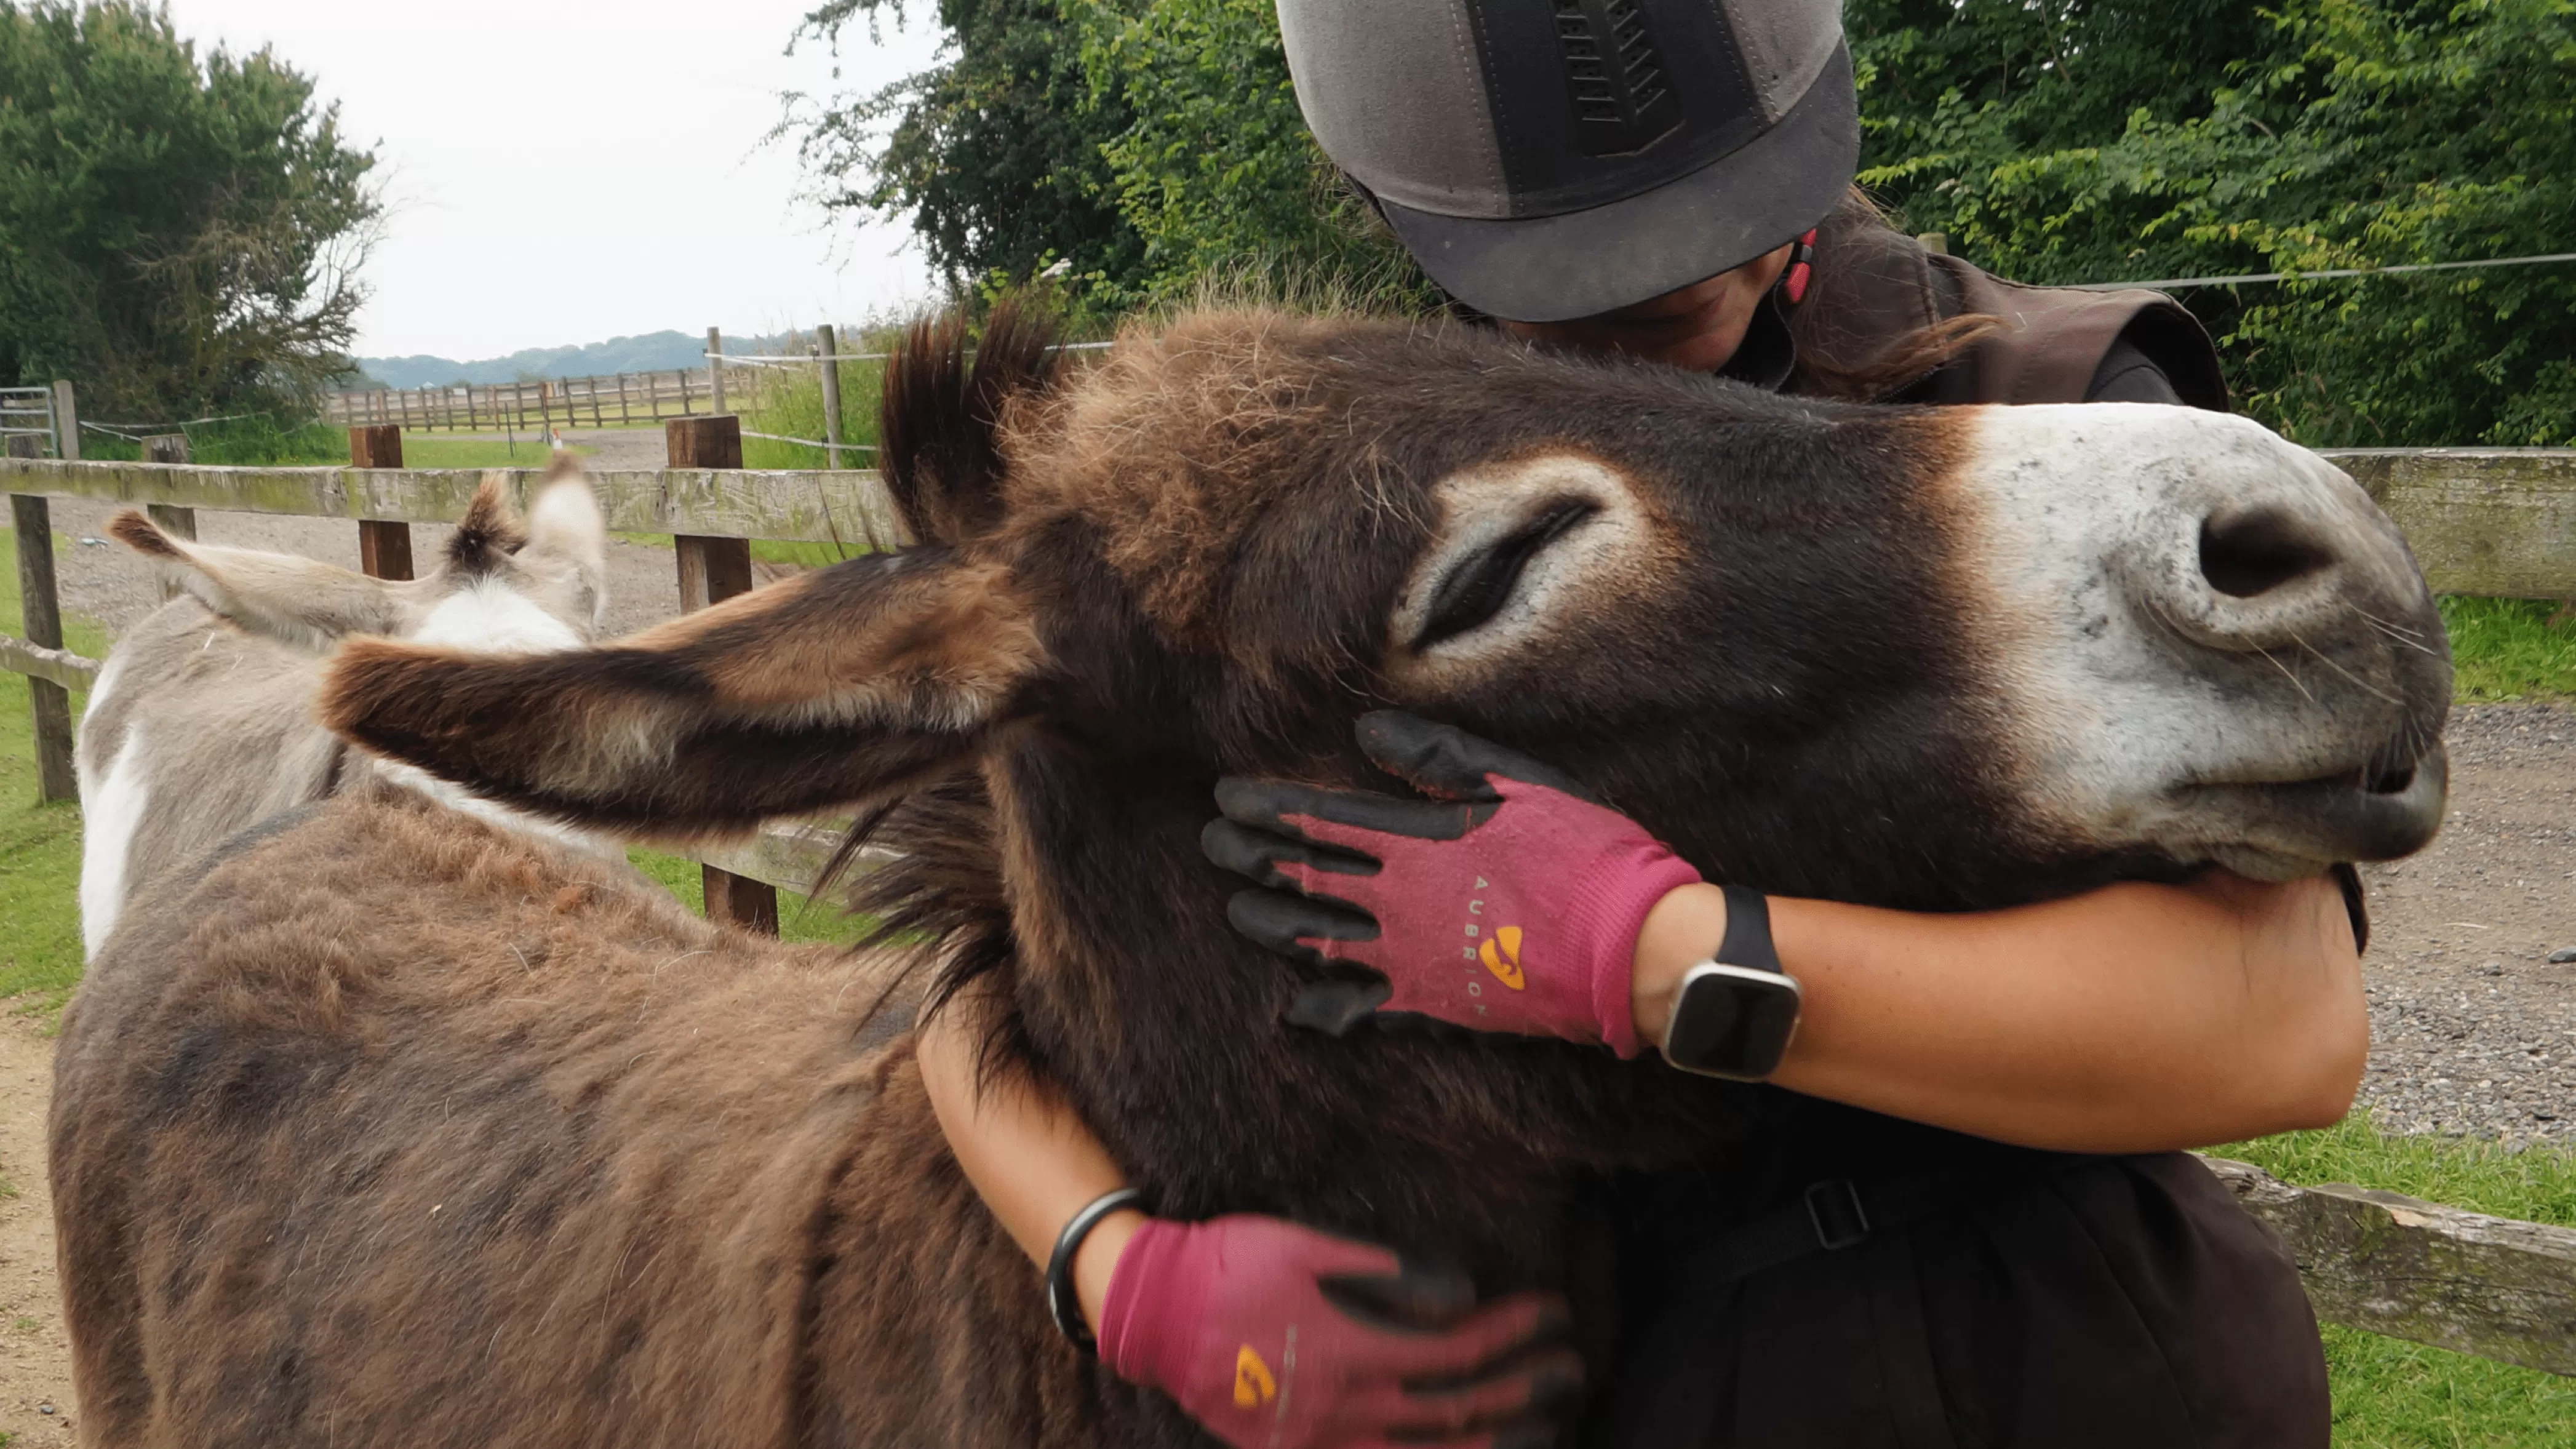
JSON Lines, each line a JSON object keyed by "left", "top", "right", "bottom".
{"left": 2171, "top": 741, "right": 2448, "bottom": 880}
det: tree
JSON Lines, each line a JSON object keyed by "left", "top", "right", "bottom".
{"left": 788, "top": 0, "right": 1145, "bottom": 291}
{"left": 807, "top": 0, "right": 2574, "bottom": 444}
{"left": 0, "top": 1, "right": 380, "bottom": 423}
{"left": 1060, "top": 0, "right": 1423, "bottom": 308}
{"left": 1849, "top": 0, "right": 2576, "bottom": 446}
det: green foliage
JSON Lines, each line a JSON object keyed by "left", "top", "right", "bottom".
{"left": 71, "top": 415, "right": 349, "bottom": 465}
{"left": 0, "top": 1, "right": 380, "bottom": 423}
{"left": 2438, "top": 595, "right": 2576, "bottom": 700}
{"left": 786, "top": 0, "right": 1426, "bottom": 309}
{"left": 1058, "top": 0, "right": 1428, "bottom": 308}
{"left": 788, "top": 0, "right": 1141, "bottom": 288}
{"left": 1849, "top": 0, "right": 2576, "bottom": 447}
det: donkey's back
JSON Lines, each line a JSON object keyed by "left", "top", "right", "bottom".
{"left": 50, "top": 787, "right": 1067, "bottom": 1448}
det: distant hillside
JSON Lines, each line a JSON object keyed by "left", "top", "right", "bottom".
{"left": 355, "top": 330, "right": 790, "bottom": 390}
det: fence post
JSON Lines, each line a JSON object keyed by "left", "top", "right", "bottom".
{"left": 9, "top": 428, "right": 78, "bottom": 803}
{"left": 143, "top": 437, "right": 197, "bottom": 601}
{"left": 50, "top": 380, "right": 79, "bottom": 461}
{"left": 348, "top": 424, "right": 414, "bottom": 580}
{"left": 706, "top": 327, "right": 727, "bottom": 415}
{"left": 816, "top": 322, "right": 846, "bottom": 469}
{"left": 666, "top": 413, "right": 779, "bottom": 935}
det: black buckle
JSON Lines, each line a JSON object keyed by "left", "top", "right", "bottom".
{"left": 1804, "top": 1179, "right": 1871, "bottom": 1250}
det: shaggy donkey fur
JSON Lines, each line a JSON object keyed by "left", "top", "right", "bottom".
{"left": 54, "top": 303, "right": 2448, "bottom": 1448}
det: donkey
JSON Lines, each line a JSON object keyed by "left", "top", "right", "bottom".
{"left": 52, "top": 305, "right": 2450, "bottom": 1448}
{"left": 71, "top": 458, "right": 612, "bottom": 956}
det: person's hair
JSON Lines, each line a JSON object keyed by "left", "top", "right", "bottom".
{"left": 1784, "top": 187, "right": 2001, "bottom": 401}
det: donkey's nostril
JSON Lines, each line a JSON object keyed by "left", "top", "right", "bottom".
{"left": 2199, "top": 507, "right": 2335, "bottom": 599}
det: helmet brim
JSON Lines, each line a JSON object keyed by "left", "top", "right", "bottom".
{"left": 1378, "top": 44, "right": 1860, "bottom": 325}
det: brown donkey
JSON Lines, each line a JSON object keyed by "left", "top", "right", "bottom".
{"left": 52, "top": 305, "right": 2449, "bottom": 1448}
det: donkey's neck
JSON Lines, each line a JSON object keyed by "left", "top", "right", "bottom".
{"left": 991, "top": 734, "right": 1737, "bottom": 1286}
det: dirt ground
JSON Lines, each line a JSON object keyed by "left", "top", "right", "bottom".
{"left": 2354, "top": 702, "right": 2576, "bottom": 1145}
{"left": 0, "top": 1014, "right": 71, "bottom": 1444}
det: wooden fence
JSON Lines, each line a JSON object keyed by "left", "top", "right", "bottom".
{"left": 6, "top": 430, "right": 2576, "bottom": 1376}
{"left": 320, "top": 367, "right": 768, "bottom": 434}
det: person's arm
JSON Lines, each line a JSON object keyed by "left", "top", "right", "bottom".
{"left": 917, "top": 997, "right": 1141, "bottom": 1330}
{"left": 919, "top": 996, "right": 1578, "bottom": 1449}
{"left": 1631, "top": 871, "right": 2366, "bottom": 1152}
{"left": 929, "top": 869, "right": 2363, "bottom": 1287}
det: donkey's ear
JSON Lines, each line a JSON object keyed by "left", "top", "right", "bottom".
{"left": 522, "top": 455, "right": 607, "bottom": 578}
{"left": 879, "top": 295, "right": 1065, "bottom": 545}
{"left": 109, "top": 510, "right": 403, "bottom": 649}
{"left": 441, "top": 474, "right": 528, "bottom": 576}
{"left": 317, "top": 548, "right": 1040, "bottom": 834}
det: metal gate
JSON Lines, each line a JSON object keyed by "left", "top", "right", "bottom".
{"left": 0, "top": 385, "right": 57, "bottom": 456}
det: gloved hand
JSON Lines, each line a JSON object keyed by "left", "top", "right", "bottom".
{"left": 1202, "top": 711, "right": 1701, "bottom": 1055}
{"left": 1098, "top": 1214, "right": 1579, "bottom": 1449}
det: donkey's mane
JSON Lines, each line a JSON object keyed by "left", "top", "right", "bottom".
{"left": 832, "top": 301, "right": 1066, "bottom": 1071}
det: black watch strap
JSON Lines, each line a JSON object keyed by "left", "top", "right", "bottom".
{"left": 1716, "top": 884, "right": 1781, "bottom": 974}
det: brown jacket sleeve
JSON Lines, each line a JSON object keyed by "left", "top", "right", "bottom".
{"left": 1788, "top": 196, "right": 2228, "bottom": 412}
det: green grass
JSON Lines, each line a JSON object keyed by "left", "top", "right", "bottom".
{"left": 74, "top": 415, "right": 348, "bottom": 465}
{"left": 0, "top": 527, "right": 103, "bottom": 1021}
{"left": 728, "top": 330, "right": 890, "bottom": 473}
{"left": 625, "top": 847, "right": 873, "bottom": 947}
{"left": 2223, "top": 1119, "right": 2576, "bottom": 1445}
{"left": 2439, "top": 596, "right": 2576, "bottom": 701}
{"left": 610, "top": 531, "right": 869, "bottom": 571}
{"left": 2225, "top": 1117, "right": 2576, "bottom": 1227}
{"left": 392, "top": 434, "right": 594, "bottom": 469}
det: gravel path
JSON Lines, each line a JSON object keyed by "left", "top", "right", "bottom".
{"left": 2354, "top": 702, "right": 2576, "bottom": 1146}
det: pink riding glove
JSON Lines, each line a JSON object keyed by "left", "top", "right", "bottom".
{"left": 1098, "top": 1214, "right": 1577, "bottom": 1449}
{"left": 1202, "top": 711, "right": 1702, "bottom": 1055}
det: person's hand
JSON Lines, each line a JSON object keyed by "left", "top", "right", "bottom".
{"left": 1201, "top": 711, "right": 1702, "bottom": 1053}
{"left": 1098, "top": 1214, "right": 1579, "bottom": 1449}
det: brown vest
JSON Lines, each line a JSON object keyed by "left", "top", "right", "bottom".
{"left": 1778, "top": 196, "right": 2229, "bottom": 410}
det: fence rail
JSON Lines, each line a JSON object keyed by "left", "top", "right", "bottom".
{"left": 0, "top": 455, "right": 904, "bottom": 546}
{"left": 320, "top": 366, "right": 767, "bottom": 434}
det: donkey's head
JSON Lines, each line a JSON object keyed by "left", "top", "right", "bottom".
{"left": 79, "top": 458, "right": 613, "bottom": 956}
{"left": 318, "top": 306, "right": 2446, "bottom": 1250}
{"left": 111, "top": 455, "right": 609, "bottom": 655}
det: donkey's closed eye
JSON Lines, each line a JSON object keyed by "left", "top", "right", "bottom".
{"left": 1413, "top": 499, "right": 1597, "bottom": 650}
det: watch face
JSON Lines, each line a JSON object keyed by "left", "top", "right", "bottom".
{"left": 1663, "top": 964, "right": 1802, "bottom": 1082}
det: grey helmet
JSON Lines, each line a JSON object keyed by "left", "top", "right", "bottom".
{"left": 1277, "top": 0, "right": 1858, "bottom": 322}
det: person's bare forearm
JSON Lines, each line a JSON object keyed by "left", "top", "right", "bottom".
{"left": 916, "top": 998, "right": 1141, "bottom": 1329}
{"left": 1631, "top": 872, "right": 2367, "bottom": 1152}
{"left": 927, "top": 871, "right": 2367, "bottom": 1299}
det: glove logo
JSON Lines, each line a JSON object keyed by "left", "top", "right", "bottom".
{"left": 1478, "top": 925, "right": 1526, "bottom": 990}
{"left": 1233, "top": 1343, "right": 1278, "bottom": 1408}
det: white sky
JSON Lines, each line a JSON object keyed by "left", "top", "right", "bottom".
{"left": 166, "top": 0, "right": 944, "bottom": 361}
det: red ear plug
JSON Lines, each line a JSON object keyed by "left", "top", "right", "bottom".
{"left": 1783, "top": 228, "right": 1817, "bottom": 305}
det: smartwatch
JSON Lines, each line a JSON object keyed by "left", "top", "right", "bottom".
{"left": 1659, "top": 884, "right": 1802, "bottom": 1082}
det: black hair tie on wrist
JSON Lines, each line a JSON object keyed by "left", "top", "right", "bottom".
{"left": 1047, "top": 1188, "right": 1144, "bottom": 1355}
